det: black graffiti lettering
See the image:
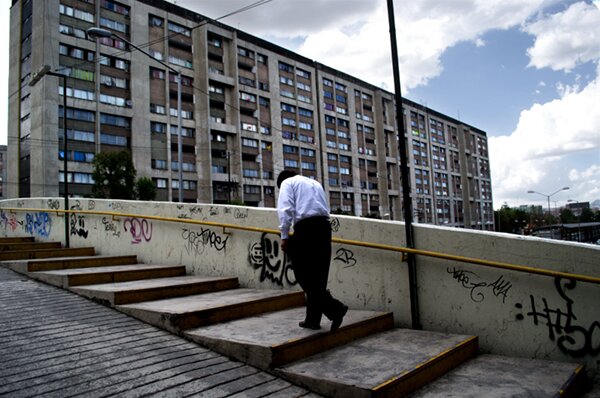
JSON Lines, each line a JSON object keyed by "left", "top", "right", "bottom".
{"left": 334, "top": 248, "right": 357, "bottom": 268}
{"left": 521, "top": 277, "right": 599, "bottom": 358}
{"left": 209, "top": 207, "right": 219, "bottom": 216}
{"left": 330, "top": 218, "right": 340, "bottom": 232}
{"left": 47, "top": 200, "right": 60, "bottom": 210}
{"left": 234, "top": 208, "right": 248, "bottom": 219}
{"left": 70, "top": 214, "right": 88, "bottom": 238}
{"left": 102, "top": 217, "right": 120, "bottom": 237}
{"left": 447, "top": 267, "right": 512, "bottom": 304}
{"left": 247, "top": 233, "right": 296, "bottom": 286}
{"left": 182, "top": 227, "right": 228, "bottom": 255}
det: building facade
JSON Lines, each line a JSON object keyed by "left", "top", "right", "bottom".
{"left": 8, "top": 0, "right": 494, "bottom": 229}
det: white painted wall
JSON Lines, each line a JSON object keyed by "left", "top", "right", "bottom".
{"left": 1, "top": 198, "right": 599, "bottom": 374}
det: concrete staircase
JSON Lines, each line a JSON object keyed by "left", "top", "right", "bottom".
{"left": 0, "top": 237, "right": 589, "bottom": 397}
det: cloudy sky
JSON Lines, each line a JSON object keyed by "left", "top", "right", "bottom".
{"left": 1, "top": 0, "right": 599, "bottom": 209}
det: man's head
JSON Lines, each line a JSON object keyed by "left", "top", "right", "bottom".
{"left": 277, "top": 169, "right": 298, "bottom": 188}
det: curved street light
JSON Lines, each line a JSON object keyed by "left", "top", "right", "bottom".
{"left": 527, "top": 187, "right": 569, "bottom": 221}
{"left": 86, "top": 27, "right": 183, "bottom": 202}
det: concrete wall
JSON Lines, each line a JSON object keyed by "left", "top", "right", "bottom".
{"left": 1, "top": 198, "right": 599, "bottom": 374}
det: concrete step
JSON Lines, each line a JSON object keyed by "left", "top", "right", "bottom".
{"left": 408, "top": 354, "right": 588, "bottom": 398}
{"left": 185, "top": 307, "right": 395, "bottom": 370}
{"left": 29, "top": 264, "right": 187, "bottom": 288}
{"left": 117, "top": 289, "right": 306, "bottom": 333}
{"left": 0, "top": 237, "right": 35, "bottom": 243}
{"left": 2, "top": 254, "right": 138, "bottom": 274}
{"left": 70, "top": 275, "right": 240, "bottom": 305}
{"left": 276, "top": 328, "right": 478, "bottom": 398}
{"left": 0, "top": 241, "right": 62, "bottom": 252}
{"left": 0, "top": 247, "right": 95, "bottom": 261}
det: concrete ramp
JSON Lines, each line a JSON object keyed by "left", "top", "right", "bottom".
{"left": 185, "top": 307, "right": 395, "bottom": 369}
{"left": 276, "top": 329, "right": 478, "bottom": 398}
{"left": 117, "top": 289, "right": 306, "bottom": 333}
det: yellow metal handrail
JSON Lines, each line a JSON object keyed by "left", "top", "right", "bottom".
{"left": 2, "top": 206, "right": 599, "bottom": 285}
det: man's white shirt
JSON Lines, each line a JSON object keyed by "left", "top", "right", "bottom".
{"left": 277, "top": 175, "right": 330, "bottom": 239}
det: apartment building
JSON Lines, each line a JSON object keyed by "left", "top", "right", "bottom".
{"left": 8, "top": 0, "right": 494, "bottom": 229}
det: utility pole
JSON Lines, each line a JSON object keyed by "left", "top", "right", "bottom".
{"left": 387, "top": 0, "right": 420, "bottom": 329}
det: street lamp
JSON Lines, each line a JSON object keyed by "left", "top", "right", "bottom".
{"left": 527, "top": 187, "right": 569, "bottom": 221}
{"left": 29, "top": 65, "right": 70, "bottom": 247}
{"left": 86, "top": 27, "right": 183, "bottom": 202}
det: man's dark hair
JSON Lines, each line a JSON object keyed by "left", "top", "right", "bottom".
{"left": 277, "top": 169, "right": 298, "bottom": 188}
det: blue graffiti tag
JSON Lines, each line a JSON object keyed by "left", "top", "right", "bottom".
{"left": 24, "top": 212, "right": 52, "bottom": 237}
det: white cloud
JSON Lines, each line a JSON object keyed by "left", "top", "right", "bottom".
{"left": 490, "top": 63, "right": 600, "bottom": 205}
{"left": 174, "top": 0, "right": 548, "bottom": 91}
{"left": 524, "top": 1, "right": 600, "bottom": 71}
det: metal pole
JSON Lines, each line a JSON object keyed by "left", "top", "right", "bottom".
{"left": 62, "top": 74, "right": 70, "bottom": 248}
{"left": 177, "top": 74, "right": 183, "bottom": 202}
{"left": 227, "top": 151, "right": 231, "bottom": 203}
{"left": 387, "top": 0, "right": 420, "bottom": 329}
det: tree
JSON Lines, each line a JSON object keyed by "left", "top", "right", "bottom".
{"left": 580, "top": 207, "right": 595, "bottom": 223}
{"left": 92, "top": 151, "right": 136, "bottom": 199}
{"left": 560, "top": 208, "right": 577, "bottom": 224}
{"left": 136, "top": 177, "right": 156, "bottom": 201}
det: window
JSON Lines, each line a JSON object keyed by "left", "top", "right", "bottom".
{"left": 152, "top": 159, "right": 167, "bottom": 170}
{"left": 241, "top": 122, "right": 257, "bottom": 132}
{"left": 59, "top": 24, "right": 86, "bottom": 39}
{"left": 301, "top": 162, "right": 316, "bottom": 170}
{"left": 328, "top": 153, "right": 338, "bottom": 161}
{"left": 299, "top": 122, "right": 313, "bottom": 130}
{"left": 101, "top": 0, "right": 130, "bottom": 15}
{"left": 150, "top": 103, "right": 166, "bottom": 114}
{"left": 335, "top": 82, "right": 346, "bottom": 92}
{"left": 59, "top": 86, "right": 95, "bottom": 101}
{"left": 100, "top": 17, "right": 127, "bottom": 33}
{"left": 99, "top": 54, "right": 129, "bottom": 71}
{"left": 242, "top": 138, "right": 258, "bottom": 148}
{"left": 63, "top": 128, "right": 94, "bottom": 142}
{"left": 340, "top": 167, "right": 350, "bottom": 175}
{"left": 170, "top": 126, "right": 194, "bottom": 138}
{"left": 284, "top": 159, "right": 298, "bottom": 168}
{"left": 243, "top": 169, "right": 259, "bottom": 178}
{"left": 238, "top": 47, "right": 254, "bottom": 58}
{"left": 296, "top": 68, "right": 310, "bottom": 79}
{"left": 155, "top": 178, "right": 167, "bottom": 189}
{"left": 323, "top": 78, "right": 333, "bottom": 87}
{"left": 244, "top": 185, "right": 261, "bottom": 195}
{"left": 167, "top": 21, "right": 191, "bottom": 36}
{"left": 281, "top": 103, "right": 296, "bottom": 113}
{"left": 282, "top": 118, "right": 296, "bottom": 127}
{"left": 280, "top": 90, "right": 294, "bottom": 99}
{"left": 278, "top": 61, "right": 293, "bottom": 73}
{"left": 59, "top": 4, "right": 94, "bottom": 23}
{"left": 301, "top": 148, "right": 315, "bottom": 157}
{"left": 328, "top": 166, "right": 338, "bottom": 173}
{"left": 60, "top": 106, "right": 95, "bottom": 122}
{"left": 257, "top": 53, "right": 267, "bottom": 63}
{"left": 149, "top": 15, "right": 163, "bottom": 26}
{"left": 59, "top": 44, "right": 94, "bottom": 61}
{"left": 283, "top": 145, "right": 298, "bottom": 154}
{"left": 209, "top": 84, "right": 224, "bottom": 94}
{"left": 151, "top": 122, "right": 166, "bottom": 134}
{"left": 240, "top": 92, "right": 257, "bottom": 103}
{"left": 101, "top": 74, "right": 127, "bottom": 88}
{"left": 100, "top": 93, "right": 129, "bottom": 107}
{"left": 168, "top": 55, "right": 192, "bottom": 68}
{"left": 100, "top": 133, "right": 127, "bottom": 146}
{"left": 239, "top": 76, "right": 255, "bottom": 87}
{"left": 150, "top": 68, "right": 165, "bottom": 80}
{"left": 100, "top": 113, "right": 130, "bottom": 128}
{"left": 298, "top": 108, "right": 313, "bottom": 117}
{"left": 280, "top": 76, "right": 293, "bottom": 86}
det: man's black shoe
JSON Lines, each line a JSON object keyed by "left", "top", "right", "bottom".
{"left": 299, "top": 321, "right": 321, "bottom": 330}
{"left": 330, "top": 305, "right": 349, "bottom": 332}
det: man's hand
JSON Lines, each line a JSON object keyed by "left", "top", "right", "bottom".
{"left": 280, "top": 238, "right": 289, "bottom": 253}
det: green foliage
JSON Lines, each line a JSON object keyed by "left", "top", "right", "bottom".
{"left": 136, "top": 177, "right": 156, "bottom": 201}
{"left": 559, "top": 208, "right": 577, "bottom": 224}
{"left": 91, "top": 151, "right": 136, "bottom": 199}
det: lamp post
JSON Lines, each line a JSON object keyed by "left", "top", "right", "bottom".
{"left": 86, "top": 27, "right": 183, "bottom": 202}
{"left": 29, "top": 65, "right": 70, "bottom": 248}
{"left": 527, "top": 187, "right": 569, "bottom": 222}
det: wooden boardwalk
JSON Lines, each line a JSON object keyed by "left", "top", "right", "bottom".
{"left": 0, "top": 267, "right": 319, "bottom": 398}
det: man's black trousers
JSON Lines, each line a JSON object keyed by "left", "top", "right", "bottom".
{"left": 289, "top": 216, "right": 345, "bottom": 325}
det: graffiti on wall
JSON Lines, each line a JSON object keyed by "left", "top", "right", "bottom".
{"left": 182, "top": 227, "right": 228, "bottom": 256}
{"left": 515, "top": 277, "right": 599, "bottom": 358}
{"left": 333, "top": 248, "right": 357, "bottom": 268}
{"left": 0, "top": 211, "right": 20, "bottom": 232}
{"left": 69, "top": 201, "right": 89, "bottom": 238}
{"left": 46, "top": 199, "right": 60, "bottom": 210}
{"left": 124, "top": 217, "right": 152, "bottom": 244}
{"left": 248, "top": 232, "right": 296, "bottom": 286}
{"left": 447, "top": 267, "right": 512, "bottom": 304}
{"left": 102, "top": 217, "right": 121, "bottom": 238}
{"left": 330, "top": 218, "right": 340, "bottom": 232}
{"left": 24, "top": 212, "right": 52, "bottom": 237}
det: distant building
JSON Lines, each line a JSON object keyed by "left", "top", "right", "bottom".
{"left": 8, "top": 0, "right": 494, "bottom": 229}
{"left": 566, "top": 201, "right": 590, "bottom": 217}
{"left": 532, "top": 222, "right": 600, "bottom": 244}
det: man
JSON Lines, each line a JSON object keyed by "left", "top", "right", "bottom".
{"left": 277, "top": 169, "right": 348, "bottom": 332}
